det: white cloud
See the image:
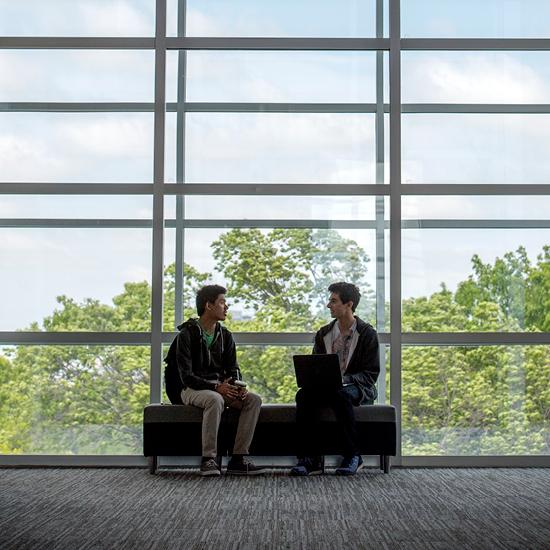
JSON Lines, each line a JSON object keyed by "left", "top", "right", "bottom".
{"left": 80, "top": 1, "right": 152, "bottom": 36}
{"left": 0, "top": 0, "right": 154, "bottom": 36}
{"left": 0, "top": 114, "right": 153, "bottom": 182}
{"left": 402, "top": 114, "right": 550, "bottom": 184}
{"left": 185, "top": 9, "right": 225, "bottom": 36}
{"left": 121, "top": 266, "right": 151, "bottom": 283}
{"left": 185, "top": 113, "right": 376, "bottom": 183}
{"left": 0, "top": 133, "right": 64, "bottom": 181}
{"left": 403, "top": 52, "right": 550, "bottom": 103}
{"left": 59, "top": 117, "right": 152, "bottom": 157}
{"left": 185, "top": 51, "right": 375, "bottom": 104}
{"left": 0, "top": 50, "right": 154, "bottom": 102}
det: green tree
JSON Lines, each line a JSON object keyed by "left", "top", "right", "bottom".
{"left": 211, "top": 228, "right": 373, "bottom": 323}
{"left": 1, "top": 234, "right": 548, "bottom": 456}
{"left": 455, "top": 246, "right": 533, "bottom": 330}
{"left": 526, "top": 245, "right": 550, "bottom": 331}
{"left": 402, "top": 249, "right": 550, "bottom": 456}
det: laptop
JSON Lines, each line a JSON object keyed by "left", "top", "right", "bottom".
{"left": 293, "top": 354, "right": 343, "bottom": 390}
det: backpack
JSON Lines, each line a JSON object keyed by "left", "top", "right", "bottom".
{"left": 164, "top": 337, "right": 184, "bottom": 405}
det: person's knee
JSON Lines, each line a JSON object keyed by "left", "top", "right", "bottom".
{"left": 245, "top": 392, "right": 262, "bottom": 409}
{"left": 205, "top": 391, "right": 225, "bottom": 412}
{"left": 335, "top": 388, "right": 355, "bottom": 405}
{"left": 336, "top": 388, "right": 351, "bottom": 399}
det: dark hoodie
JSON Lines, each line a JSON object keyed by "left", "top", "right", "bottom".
{"left": 164, "top": 318, "right": 241, "bottom": 405}
{"left": 313, "top": 316, "right": 380, "bottom": 405}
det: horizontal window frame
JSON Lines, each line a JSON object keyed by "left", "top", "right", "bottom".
{"left": 2, "top": 332, "right": 549, "bottom": 346}
{"left": 2, "top": 219, "right": 549, "bottom": 229}
{"left": 2, "top": 183, "right": 550, "bottom": 195}
{"left": 0, "top": 37, "right": 155, "bottom": 49}
{"left": 6, "top": 103, "right": 550, "bottom": 114}
{"left": 6, "top": 38, "right": 550, "bottom": 51}
{"left": 402, "top": 38, "right": 550, "bottom": 51}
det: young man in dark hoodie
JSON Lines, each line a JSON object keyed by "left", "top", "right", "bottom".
{"left": 164, "top": 284, "right": 265, "bottom": 476}
{"left": 290, "top": 282, "right": 380, "bottom": 476}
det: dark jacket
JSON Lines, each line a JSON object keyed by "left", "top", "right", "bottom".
{"left": 313, "top": 316, "right": 380, "bottom": 405}
{"left": 164, "top": 318, "right": 241, "bottom": 405}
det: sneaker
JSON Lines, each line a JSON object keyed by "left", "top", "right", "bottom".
{"left": 289, "top": 457, "right": 323, "bottom": 477}
{"left": 200, "top": 457, "right": 221, "bottom": 477}
{"left": 335, "top": 455, "right": 363, "bottom": 476}
{"left": 226, "top": 456, "right": 267, "bottom": 476}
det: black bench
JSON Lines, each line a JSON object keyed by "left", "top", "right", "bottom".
{"left": 144, "top": 403, "right": 396, "bottom": 474}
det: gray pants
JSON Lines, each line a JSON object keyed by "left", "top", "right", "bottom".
{"left": 181, "top": 387, "right": 262, "bottom": 458}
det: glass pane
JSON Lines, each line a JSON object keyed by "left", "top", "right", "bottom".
{"left": 0, "top": 195, "right": 152, "bottom": 219}
{"left": 0, "top": 228, "right": 151, "bottom": 331}
{"left": 402, "top": 114, "right": 550, "bottom": 184}
{"left": 0, "top": 0, "right": 155, "bottom": 36}
{"left": 175, "top": 0, "right": 377, "bottom": 38}
{"left": 0, "top": 345, "right": 149, "bottom": 454}
{"left": 402, "top": 345, "right": 550, "bottom": 456}
{"left": 402, "top": 52, "right": 550, "bottom": 104}
{"left": 167, "top": 51, "right": 376, "bottom": 103}
{"left": 402, "top": 198, "right": 550, "bottom": 332}
{"left": 403, "top": 196, "right": 550, "bottom": 221}
{"left": 166, "top": 195, "right": 388, "bottom": 220}
{"left": 402, "top": 0, "right": 550, "bottom": 39}
{"left": 165, "top": 112, "right": 177, "bottom": 183}
{"left": 0, "top": 50, "right": 154, "bottom": 102}
{"left": 163, "top": 222, "right": 387, "bottom": 332}
{"left": 0, "top": 113, "right": 154, "bottom": 183}
{"left": 184, "top": 113, "right": 376, "bottom": 184}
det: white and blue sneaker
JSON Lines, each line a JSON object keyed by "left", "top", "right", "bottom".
{"left": 335, "top": 455, "right": 364, "bottom": 476}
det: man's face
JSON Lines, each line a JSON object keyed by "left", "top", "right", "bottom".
{"left": 327, "top": 292, "right": 352, "bottom": 319}
{"left": 207, "top": 294, "right": 228, "bottom": 321}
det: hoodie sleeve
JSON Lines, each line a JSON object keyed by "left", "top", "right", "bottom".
{"left": 312, "top": 330, "right": 326, "bottom": 354}
{"left": 176, "top": 328, "right": 218, "bottom": 391}
{"left": 223, "top": 331, "right": 241, "bottom": 381}
{"left": 344, "top": 328, "right": 380, "bottom": 389}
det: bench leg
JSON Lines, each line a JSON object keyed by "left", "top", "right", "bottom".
{"left": 383, "top": 455, "right": 391, "bottom": 474}
{"left": 320, "top": 455, "right": 325, "bottom": 474}
{"left": 148, "top": 455, "right": 158, "bottom": 475}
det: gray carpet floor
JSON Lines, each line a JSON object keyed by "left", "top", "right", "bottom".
{"left": 1, "top": 468, "right": 549, "bottom": 549}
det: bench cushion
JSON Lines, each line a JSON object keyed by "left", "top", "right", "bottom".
{"left": 144, "top": 403, "right": 396, "bottom": 424}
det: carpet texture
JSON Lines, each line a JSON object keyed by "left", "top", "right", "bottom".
{"left": 1, "top": 468, "right": 549, "bottom": 549}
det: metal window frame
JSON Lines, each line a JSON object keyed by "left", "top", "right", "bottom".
{"left": 5, "top": 219, "right": 550, "bottom": 229}
{"left": 1, "top": 0, "right": 550, "bottom": 466}
{"left": 149, "top": 0, "right": 167, "bottom": 404}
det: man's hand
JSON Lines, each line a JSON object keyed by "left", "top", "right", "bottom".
{"left": 215, "top": 381, "right": 240, "bottom": 399}
{"left": 237, "top": 387, "right": 248, "bottom": 401}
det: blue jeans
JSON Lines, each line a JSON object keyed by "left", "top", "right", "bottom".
{"left": 295, "top": 384, "right": 363, "bottom": 458}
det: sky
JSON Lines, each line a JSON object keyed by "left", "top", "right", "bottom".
{"left": 1, "top": 0, "right": 550, "bottom": 331}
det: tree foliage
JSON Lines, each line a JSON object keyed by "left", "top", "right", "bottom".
{"left": 0, "top": 230, "right": 548, "bottom": 456}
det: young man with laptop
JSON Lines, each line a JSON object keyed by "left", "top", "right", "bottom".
{"left": 291, "top": 282, "right": 380, "bottom": 476}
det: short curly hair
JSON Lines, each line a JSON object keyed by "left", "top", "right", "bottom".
{"left": 328, "top": 282, "right": 361, "bottom": 312}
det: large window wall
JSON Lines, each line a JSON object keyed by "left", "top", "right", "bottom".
{"left": 0, "top": 0, "right": 548, "bottom": 466}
